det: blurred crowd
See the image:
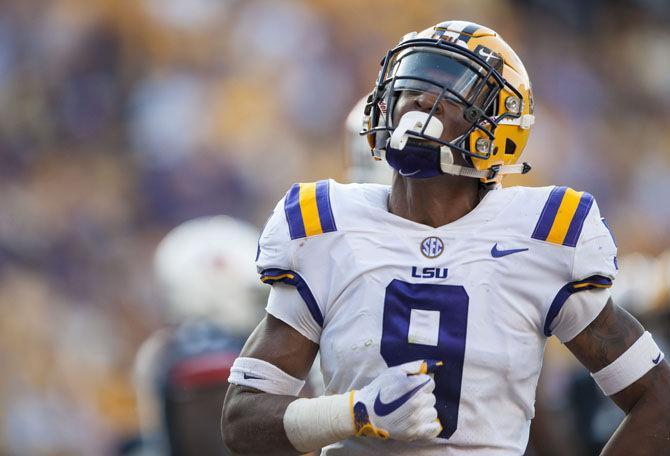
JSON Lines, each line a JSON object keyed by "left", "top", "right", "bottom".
{"left": 0, "top": 0, "right": 669, "bottom": 454}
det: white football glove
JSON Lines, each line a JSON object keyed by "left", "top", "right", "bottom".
{"left": 349, "top": 359, "right": 443, "bottom": 441}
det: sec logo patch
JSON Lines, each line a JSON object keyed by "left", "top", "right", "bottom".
{"left": 420, "top": 237, "right": 444, "bottom": 258}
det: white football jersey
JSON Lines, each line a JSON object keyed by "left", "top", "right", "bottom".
{"left": 257, "top": 180, "right": 618, "bottom": 455}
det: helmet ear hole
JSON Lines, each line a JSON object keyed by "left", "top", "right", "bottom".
{"left": 504, "top": 138, "right": 516, "bottom": 155}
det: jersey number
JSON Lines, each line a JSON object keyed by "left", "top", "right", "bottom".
{"left": 380, "top": 279, "right": 468, "bottom": 439}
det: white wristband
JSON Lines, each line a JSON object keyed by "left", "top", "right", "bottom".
{"left": 283, "top": 392, "right": 354, "bottom": 452}
{"left": 591, "top": 331, "right": 664, "bottom": 396}
{"left": 228, "top": 357, "right": 305, "bottom": 396}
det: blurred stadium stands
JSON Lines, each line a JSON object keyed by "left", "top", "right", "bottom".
{"left": 0, "top": 0, "right": 668, "bottom": 454}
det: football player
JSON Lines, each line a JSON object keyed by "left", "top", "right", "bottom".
{"left": 222, "top": 21, "right": 670, "bottom": 455}
{"left": 133, "top": 215, "right": 264, "bottom": 455}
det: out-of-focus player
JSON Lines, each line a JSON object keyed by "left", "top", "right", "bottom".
{"left": 222, "top": 20, "right": 670, "bottom": 455}
{"left": 344, "top": 96, "right": 393, "bottom": 185}
{"left": 133, "top": 216, "right": 265, "bottom": 455}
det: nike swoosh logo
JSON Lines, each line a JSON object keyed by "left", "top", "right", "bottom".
{"left": 243, "top": 373, "right": 264, "bottom": 380}
{"left": 652, "top": 353, "right": 662, "bottom": 364}
{"left": 491, "top": 243, "right": 529, "bottom": 258}
{"left": 399, "top": 169, "right": 420, "bottom": 177}
{"left": 373, "top": 379, "right": 429, "bottom": 417}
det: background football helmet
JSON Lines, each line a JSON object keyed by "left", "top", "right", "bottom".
{"left": 153, "top": 215, "right": 265, "bottom": 335}
{"left": 344, "top": 96, "right": 393, "bottom": 185}
{"left": 362, "top": 20, "right": 535, "bottom": 182}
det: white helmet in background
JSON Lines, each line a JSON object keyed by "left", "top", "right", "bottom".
{"left": 345, "top": 96, "right": 394, "bottom": 185}
{"left": 153, "top": 215, "right": 265, "bottom": 336}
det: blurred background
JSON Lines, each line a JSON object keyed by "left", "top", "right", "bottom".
{"left": 0, "top": 0, "right": 669, "bottom": 454}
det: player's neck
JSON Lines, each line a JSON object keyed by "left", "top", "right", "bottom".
{"left": 388, "top": 173, "right": 482, "bottom": 228}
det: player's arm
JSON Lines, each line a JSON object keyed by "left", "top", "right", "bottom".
{"left": 227, "top": 190, "right": 441, "bottom": 454}
{"left": 565, "top": 299, "right": 670, "bottom": 455}
{"left": 222, "top": 312, "right": 442, "bottom": 455}
{"left": 222, "top": 313, "right": 319, "bottom": 455}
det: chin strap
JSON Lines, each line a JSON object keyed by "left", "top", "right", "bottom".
{"left": 376, "top": 146, "right": 531, "bottom": 182}
{"left": 440, "top": 161, "right": 531, "bottom": 180}
{"left": 439, "top": 145, "right": 531, "bottom": 182}
{"left": 377, "top": 107, "right": 532, "bottom": 182}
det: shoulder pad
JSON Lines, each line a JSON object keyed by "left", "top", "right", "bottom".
{"left": 284, "top": 180, "right": 337, "bottom": 239}
{"left": 531, "top": 186, "right": 594, "bottom": 247}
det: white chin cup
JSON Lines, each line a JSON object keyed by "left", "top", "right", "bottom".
{"left": 389, "top": 111, "right": 444, "bottom": 150}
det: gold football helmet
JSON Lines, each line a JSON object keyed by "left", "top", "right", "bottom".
{"left": 362, "top": 20, "right": 535, "bottom": 183}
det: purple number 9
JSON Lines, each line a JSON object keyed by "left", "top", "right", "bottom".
{"left": 380, "top": 279, "right": 469, "bottom": 439}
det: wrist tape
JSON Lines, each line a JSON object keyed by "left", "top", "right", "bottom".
{"left": 283, "top": 393, "right": 354, "bottom": 453}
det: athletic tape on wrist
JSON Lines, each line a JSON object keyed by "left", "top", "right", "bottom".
{"left": 283, "top": 393, "right": 354, "bottom": 453}
{"left": 591, "top": 331, "right": 664, "bottom": 396}
{"left": 228, "top": 357, "right": 305, "bottom": 396}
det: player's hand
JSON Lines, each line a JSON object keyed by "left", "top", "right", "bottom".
{"left": 349, "top": 359, "right": 443, "bottom": 441}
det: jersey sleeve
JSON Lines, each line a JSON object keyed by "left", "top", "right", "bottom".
{"left": 540, "top": 191, "right": 618, "bottom": 341}
{"left": 256, "top": 181, "right": 339, "bottom": 343}
{"left": 571, "top": 202, "right": 618, "bottom": 283}
{"left": 256, "top": 198, "right": 293, "bottom": 274}
{"left": 266, "top": 283, "right": 321, "bottom": 343}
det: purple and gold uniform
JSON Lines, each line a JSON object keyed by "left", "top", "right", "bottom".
{"left": 257, "top": 180, "right": 617, "bottom": 455}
